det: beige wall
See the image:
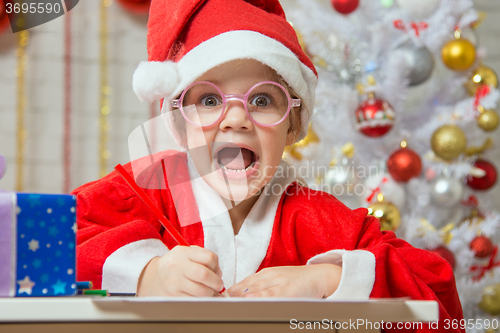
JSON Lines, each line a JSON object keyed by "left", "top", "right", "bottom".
{"left": 0, "top": 1, "right": 150, "bottom": 192}
{"left": 0, "top": 0, "right": 499, "bottom": 196}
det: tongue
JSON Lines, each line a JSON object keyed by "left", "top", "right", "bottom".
{"left": 218, "top": 148, "right": 254, "bottom": 170}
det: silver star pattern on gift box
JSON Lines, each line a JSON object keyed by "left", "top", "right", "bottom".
{"left": 15, "top": 194, "right": 77, "bottom": 296}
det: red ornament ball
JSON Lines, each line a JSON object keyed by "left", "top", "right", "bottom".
{"left": 355, "top": 97, "right": 395, "bottom": 137}
{"left": 0, "top": 1, "right": 10, "bottom": 35}
{"left": 116, "top": 0, "right": 151, "bottom": 14}
{"left": 467, "top": 159, "right": 497, "bottom": 191}
{"left": 430, "top": 246, "right": 456, "bottom": 270}
{"left": 387, "top": 147, "right": 422, "bottom": 182}
{"left": 470, "top": 236, "right": 494, "bottom": 258}
{"left": 331, "top": 0, "right": 360, "bottom": 14}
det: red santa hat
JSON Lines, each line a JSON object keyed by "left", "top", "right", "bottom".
{"left": 132, "top": 0, "right": 318, "bottom": 141}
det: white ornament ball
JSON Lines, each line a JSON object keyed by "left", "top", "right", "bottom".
{"left": 396, "top": 0, "right": 440, "bottom": 20}
{"left": 430, "top": 176, "right": 464, "bottom": 207}
{"left": 324, "top": 165, "right": 359, "bottom": 197}
{"left": 363, "top": 174, "right": 406, "bottom": 209}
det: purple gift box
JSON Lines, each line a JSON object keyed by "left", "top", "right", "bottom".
{"left": 0, "top": 156, "right": 77, "bottom": 297}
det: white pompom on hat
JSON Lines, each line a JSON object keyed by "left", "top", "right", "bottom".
{"left": 132, "top": 61, "right": 179, "bottom": 103}
{"left": 133, "top": 0, "right": 318, "bottom": 141}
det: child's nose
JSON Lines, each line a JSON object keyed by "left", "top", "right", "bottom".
{"left": 219, "top": 100, "right": 253, "bottom": 131}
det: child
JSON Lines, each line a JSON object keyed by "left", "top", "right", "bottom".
{"left": 75, "top": 0, "right": 464, "bottom": 330}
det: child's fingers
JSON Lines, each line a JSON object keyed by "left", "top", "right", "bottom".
{"left": 227, "top": 279, "right": 248, "bottom": 296}
{"left": 227, "top": 278, "right": 253, "bottom": 296}
{"left": 228, "top": 273, "right": 279, "bottom": 297}
{"left": 215, "top": 265, "right": 223, "bottom": 278}
{"left": 183, "top": 261, "right": 224, "bottom": 293}
{"left": 180, "top": 278, "right": 219, "bottom": 297}
{"left": 169, "top": 290, "right": 194, "bottom": 297}
{"left": 230, "top": 283, "right": 280, "bottom": 297}
{"left": 188, "top": 246, "right": 221, "bottom": 272}
{"left": 244, "top": 286, "right": 281, "bottom": 298}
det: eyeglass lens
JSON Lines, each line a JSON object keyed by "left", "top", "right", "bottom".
{"left": 181, "top": 83, "right": 289, "bottom": 126}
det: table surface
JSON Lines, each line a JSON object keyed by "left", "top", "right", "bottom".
{"left": 0, "top": 297, "right": 438, "bottom": 323}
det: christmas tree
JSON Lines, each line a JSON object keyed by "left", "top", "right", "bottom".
{"left": 284, "top": 0, "right": 500, "bottom": 324}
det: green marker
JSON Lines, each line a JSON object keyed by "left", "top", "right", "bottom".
{"left": 83, "top": 289, "right": 109, "bottom": 297}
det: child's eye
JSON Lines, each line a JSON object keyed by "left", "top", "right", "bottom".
{"left": 250, "top": 94, "right": 272, "bottom": 107}
{"left": 200, "top": 95, "right": 222, "bottom": 108}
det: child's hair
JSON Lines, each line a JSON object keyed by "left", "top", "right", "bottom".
{"left": 277, "top": 76, "right": 303, "bottom": 140}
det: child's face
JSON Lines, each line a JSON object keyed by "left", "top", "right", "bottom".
{"left": 183, "top": 60, "right": 297, "bottom": 203}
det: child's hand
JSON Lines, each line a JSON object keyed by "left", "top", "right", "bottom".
{"left": 137, "top": 245, "right": 224, "bottom": 297}
{"left": 227, "top": 264, "right": 342, "bottom": 298}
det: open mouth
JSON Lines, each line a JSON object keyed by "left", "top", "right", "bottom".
{"left": 216, "top": 146, "right": 258, "bottom": 172}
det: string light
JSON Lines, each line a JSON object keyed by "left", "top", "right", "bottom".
{"left": 99, "top": 0, "right": 112, "bottom": 177}
{"left": 16, "top": 30, "right": 29, "bottom": 192}
{"left": 63, "top": 8, "right": 73, "bottom": 193}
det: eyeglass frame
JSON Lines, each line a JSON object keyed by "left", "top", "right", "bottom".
{"left": 171, "top": 81, "right": 301, "bottom": 128}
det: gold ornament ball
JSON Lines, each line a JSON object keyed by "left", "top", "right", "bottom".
{"left": 465, "top": 65, "right": 499, "bottom": 96}
{"left": 478, "top": 109, "right": 499, "bottom": 132}
{"left": 441, "top": 39, "right": 476, "bottom": 71}
{"left": 479, "top": 284, "right": 500, "bottom": 316}
{"left": 431, "top": 125, "right": 467, "bottom": 161}
{"left": 368, "top": 201, "right": 401, "bottom": 231}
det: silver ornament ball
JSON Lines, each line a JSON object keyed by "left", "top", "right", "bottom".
{"left": 399, "top": 43, "right": 435, "bottom": 86}
{"left": 324, "top": 165, "right": 359, "bottom": 197}
{"left": 430, "top": 176, "right": 464, "bottom": 207}
{"left": 396, "top": 0, "right": 440, "bottom": 20}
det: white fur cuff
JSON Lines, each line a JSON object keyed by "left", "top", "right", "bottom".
{"left": 307, "top": 249, "right": 375, "bottom": 300}
{"left": 102, "top": 239, "right": 169, "bottom": 293}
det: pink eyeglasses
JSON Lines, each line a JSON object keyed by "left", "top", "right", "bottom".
{"left": 171, "top": 81, "right": 301, "bottom": 127}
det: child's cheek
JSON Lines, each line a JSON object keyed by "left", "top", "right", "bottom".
{"left": 186, "top": 126, "right": 211, "bottom": 149}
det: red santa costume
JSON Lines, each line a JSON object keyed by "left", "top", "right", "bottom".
{"left": 75, "top": 0, "right": 464, "bottom": 332}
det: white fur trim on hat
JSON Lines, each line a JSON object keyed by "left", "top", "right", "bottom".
{"left": 132, "top": 61, "right": 179, "bottom": 102}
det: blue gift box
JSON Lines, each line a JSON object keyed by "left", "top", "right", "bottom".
{"left": 0, "top": 192, "right": 77, "bottom": 297}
